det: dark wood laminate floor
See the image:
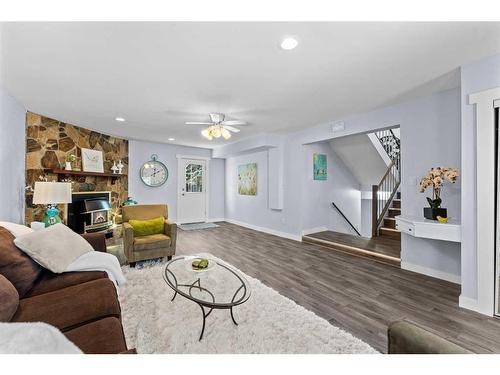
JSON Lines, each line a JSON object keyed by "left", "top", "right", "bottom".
{"left": 176, "top": 222, "right": 500, "bottom": 353}
{"left": 305, "top": 230, "right": 401, "bottom": 259}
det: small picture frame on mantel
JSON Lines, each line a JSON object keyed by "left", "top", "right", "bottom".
{"left": 81, "top": 148, "right": 104, "bottom": 173}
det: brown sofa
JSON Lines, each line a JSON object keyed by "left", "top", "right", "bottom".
{"left": 122, "top": 204, "right": 177, "bottom": 267}
{"left": 0, "top": 226, "right": 133, "bottom": 354}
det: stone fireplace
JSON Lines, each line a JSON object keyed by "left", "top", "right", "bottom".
{"left": 25, "top": 112, "right": 128, "bottom": 225}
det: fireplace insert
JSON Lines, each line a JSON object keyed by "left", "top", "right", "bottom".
{"left": 67, "top": 192, "right": 113, "bottom": 236}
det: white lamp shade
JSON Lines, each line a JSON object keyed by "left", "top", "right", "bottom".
{"left": 32, "top": 182, "right": 72, "bottom": 204}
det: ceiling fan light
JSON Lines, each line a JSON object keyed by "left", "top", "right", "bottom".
{"left": 201, "top": 128, "right": 212, "bottom": 140}
{"left": 221, "top": 128, "right": 231, "bottom": 139}
{"left": 212, "top": 126, "right": 222, "bottom": 138}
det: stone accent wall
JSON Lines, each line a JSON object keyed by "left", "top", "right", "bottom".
{"left": 25, "top": 112, "right": 128, "bottom": 224}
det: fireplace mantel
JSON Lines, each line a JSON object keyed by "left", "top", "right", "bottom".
{"left": 48, "top": 169, "right": 127, "bottom": 180}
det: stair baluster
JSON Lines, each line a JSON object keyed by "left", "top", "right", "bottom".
{"left": 372, "top": 129, "right": 401, "bottom": 236}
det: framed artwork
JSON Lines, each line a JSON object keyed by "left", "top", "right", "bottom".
{"left": 238, "top": 163, "right": 257, "bottom": 195}
{"left": 313, "top": 153, "right": 327, "bottom": 180}
{"left": 81, "top": 148, "right": 104, "bottom": 173}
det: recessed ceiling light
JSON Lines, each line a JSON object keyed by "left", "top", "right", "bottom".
{"left": 280, "top": 37, "right": 298, "bottom": 50}
{"left": 115, "top": 117, "right": 125, "bottom": 122}
{"left": 168, "top": 137, "right": 175, "bottom": 141}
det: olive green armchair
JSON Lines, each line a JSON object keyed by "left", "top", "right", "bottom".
{"left": 121, "top": 204, "right": 177, "bottom": 267}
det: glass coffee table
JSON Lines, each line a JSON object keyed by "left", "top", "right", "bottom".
{"left": 163, "top": 256, "right": 251, "bottom": 341}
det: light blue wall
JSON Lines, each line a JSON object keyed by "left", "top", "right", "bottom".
{"left": 0, "top": 86, "right": 25, "bottom": 223}
{"left": 128, "top": 140, "right": 225, "bottom": 222}
{"left": 222, "top": 87, "right": 462, "bottom": 281}
{"left": 460, "top": 53, "right": 500, "bottom": 301}
{"left": 301, "top": 141, "right": 361, "bottom": 235}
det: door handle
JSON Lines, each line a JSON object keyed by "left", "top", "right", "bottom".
{"left": 181, "top": 193, "right": 185, "bottom": 196}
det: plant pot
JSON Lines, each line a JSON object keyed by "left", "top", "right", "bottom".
{"left": 423, "top": 207, "right": 447, "bottom": 220}
{"left": 65, "top": 162, "right": 72, "bottom": 171}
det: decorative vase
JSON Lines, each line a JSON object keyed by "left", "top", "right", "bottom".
{"left": 117, "top": 160, "right": 124, "bottom": 174}
{"left": 111, "top": 161, "right": 119, "bottom": 174}
{"left": 123, "top": 197, "right": 138, "bottom": 206}
{"left": 423, "top": 207, "right": 447, "bottom": 220}
{"left": 43, "top": 205, "right": 62, "bottom": 227}
{"left": 65, "top": 162, "right": 72, "bottom": 171}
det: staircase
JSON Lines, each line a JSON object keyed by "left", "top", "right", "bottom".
{"left": 372, "top": 129, "right": 401, "bottom": 238}
{"left": 378, "top": 191, "right": 401, "bottom": 240}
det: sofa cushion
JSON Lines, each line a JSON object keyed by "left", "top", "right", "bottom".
{"left": 64, "top": 317, "right": 128, "bottom": 354}
{"left": 129, "top": 216, "right": 165, "bottom": 237}
{"left": 25, "top": 270, "right": 108, "bottom": 298}
{"left": 12, "top": 278, "right": 121, "bottom": 331}
{"left": 0, "top": 227, "right": 43, "bottom": 298}
{"left": 133, "top": 233, "right": 171, "bottom": 251}
{"left": 14, "top": 223, "right": 93, "bottom": 273}
{"left": 0, "top": 275, "right": 19, "bottom": 322}
{"left": 81, "top": 232, "right": 107, "bottom": 253}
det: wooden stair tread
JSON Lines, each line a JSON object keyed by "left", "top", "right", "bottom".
{"left": 302, "top": 231, "right": 401, "bottom": 267}
{"left": 380, "top": 227, "right": 400, "bottom": 232}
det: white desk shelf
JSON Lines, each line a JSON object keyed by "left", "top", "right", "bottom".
{"left": 395, "top": 215, "right": 461, "bottom": 243}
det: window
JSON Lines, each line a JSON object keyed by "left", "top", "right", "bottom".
{"left": 185, "top": 163, "right": 203, "bottom": 192}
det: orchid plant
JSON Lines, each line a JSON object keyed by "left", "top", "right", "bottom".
{"left": 419, "top": 167, "right": 459, "bottom": 208}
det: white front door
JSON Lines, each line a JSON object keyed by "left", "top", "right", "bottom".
{"left": 177, "top": 158, "right": 207, "bottom": 224}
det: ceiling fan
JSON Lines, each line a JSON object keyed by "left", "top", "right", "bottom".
{"left": 185, "top": 113, "right": 247, "bottom": 140}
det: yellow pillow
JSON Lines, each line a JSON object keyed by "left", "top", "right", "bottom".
{"left": 129, "top": 217, "right": 164, "bottom": 237}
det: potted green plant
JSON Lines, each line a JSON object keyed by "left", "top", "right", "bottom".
{"left": 419, "top": 167, "right": 459, "bottom": 220}
{"left": 65, "top": 154, "right": 76, "bottom": 171}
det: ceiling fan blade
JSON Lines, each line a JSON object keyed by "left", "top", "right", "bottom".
{"left": 221, "top": 120, "right": 247, "bottom": 126}
{"left": 223, "top": 125, "right": 241, "bottom": 133}
{"left": 185, "top": 121, "right": 213, "bottom": 125}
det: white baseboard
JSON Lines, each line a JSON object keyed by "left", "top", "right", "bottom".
{"left": 225, "top": 218, "right": 302, "bottom": 242}
{"left": 401, "top": 261, "right": 461, "bottom": 284}
{"left": 301, "top": 226, "right": 328, "bottom": 236}
{"left": 207, "top": 218, "right": 225, "bottom": 223}
{"left": 458, "top": 295, "right": 494, "bottom": 316}
{"left": 459, "top": 295, "right": 480, "bottom": 312}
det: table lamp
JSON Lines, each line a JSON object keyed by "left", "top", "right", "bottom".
{"left": 32, "top": 181, "right": 72, "bottom": 227}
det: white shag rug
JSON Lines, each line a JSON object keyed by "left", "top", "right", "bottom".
{"left": 118, "top": 254, "right": 378, "bottom": 354}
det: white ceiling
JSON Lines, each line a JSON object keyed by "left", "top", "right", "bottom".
{"left": 1, "top": 22, "right": 500, "bottom": 148}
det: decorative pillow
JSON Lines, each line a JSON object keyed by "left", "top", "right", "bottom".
{"left": 129, "top": 216, "right": 165, "bottom": 237}
{"left": 0, "top": 222, "right": 34, "bottom": 238}
{"left": 0, "top": 227, "right": 43, "bottom": 298}
{"left": 14, "top": 223, "right": 94, "bottom": 274}
{"left": 0, "top": 275, "right": 19, "bottom": 322}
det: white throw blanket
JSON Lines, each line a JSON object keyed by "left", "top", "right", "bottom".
{"left": 67, "top": 251, "right": 126, "bottom": 287}
{"left": 0, "top": 323, "right": 82, "bottom": 354}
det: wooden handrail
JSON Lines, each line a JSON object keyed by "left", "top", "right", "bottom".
{"left": 377, "top": 160, "right": 396, "bottom": 188}
{"left": 372, "top": 160, "right": 400, "bottom": 236}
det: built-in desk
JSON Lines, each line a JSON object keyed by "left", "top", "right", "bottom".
{"left": 395, "top": 215, "right": 461, "bottom": 243}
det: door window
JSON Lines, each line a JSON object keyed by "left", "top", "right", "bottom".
{"left": 185, "top": 163, "right": 203, "bottom": 193}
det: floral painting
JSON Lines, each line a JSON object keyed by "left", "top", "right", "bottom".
{"left": 238, "top": 163, "right": 257, "bottom": 195}
{"left": 313, "top": 153, "right": 327, "bottom": 180}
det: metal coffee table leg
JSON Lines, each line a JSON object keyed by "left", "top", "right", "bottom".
{"left": 199, "top": 304, "right": 213, "bottom": 341}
